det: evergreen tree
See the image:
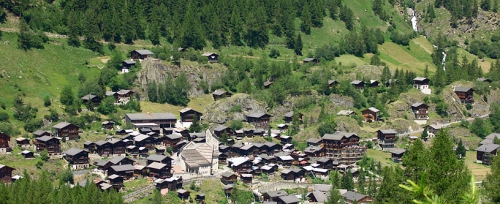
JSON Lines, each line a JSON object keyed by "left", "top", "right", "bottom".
{"left": 482, "top": 0, "right": 491, "bottom": 11}
{"left": 149, "top": 22, "right": 161, "bottom": 46}
{"left": 300, "top": 3, "right": 313, "bottom": 35}
{"left": 495, "top": 0, "right": 499, "bottom": 12}
{"left": 294, "top": 34, "right": 303, "bottom": 55}
{"left": 310, "top": 0, "right": 325, "bottom": 27}
{"left": 147, "top": 81, "right": 158, "bottom": 102}
{"left": 421, "top": 128, "right": 429, "bottom": 141}
{"left": 325, "top": 186, "right": 344, "bottom": 204}
{"left": 180, "top": 2, "right": 206, "bottom": 50}
{"left": 455, "top": 139, "right": 467, "bottom": 159}
{"left": 470, "top": 118, "right": 492, "bottom": 138}
{"left": 189, "top": 114, "right": 202, "bottom": 133}
{"left": 371, "top": 54, "right": 382, "bottom": 66}
{"left": 244, "top": 5, "right": 269, "bottom": 48}
{"left": 330, "top": 170, "right": 341, "bottom": 188}
{"left": 376, "top": 166, "right": 411, "bottom": 203}
{"left": 402, "top": 139, "right": 429, "bottom": 182}
{"left": 60, "top": 86, "right": 74, "bottom": 106}
{"left": 483, "top": 156, "right": 500, "bottom": 202}
{"left": 340, "top": 5, "right": 355, "bottom": 30}
{"left": 291, "top": 111, "right": 300, "bottom": 135}
{"left": 230, "top": 5, "right": 244, "bottom": 46}
{"left": 341, "top": 171, "right": 354, "bottom": 190}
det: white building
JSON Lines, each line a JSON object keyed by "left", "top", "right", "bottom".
{"left": 179, "top": 129, "right": 219, "bottom": 176}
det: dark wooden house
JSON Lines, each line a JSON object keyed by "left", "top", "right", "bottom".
{"left": 108, "top": 165, "right": 135, "bottom": 179}
{"left": 133, "top": 134, "right": 154, "bottom": 149}
{"left": 32, "top": 130, "right": 52, "bottom": 138}
{"left": 413, "top": 77, "right": 430, "bottom": 90}
{"left": 361, "top": 107, "right": 380, "bottom": 122}
{"left": 52, "top": 122, "right": 80, "bottom": 140}
{"left": 180, "top": 108, "right": 202, "bottom": 122}
{"left": 117, "top": 89, "right": 134, "bottom": 102}
{"left": 478, "top": 77, "right": 493, "bottom": 83}
{"left": 454, "top": 87, "right": 474, "bottom": 104}
{"left": 81, "top": 94, "right": 102, "bottom": 107}
{"left": 351, "top": 80, "right": 365, "bottom": 90}
{"left": 322, "top": 132, "right": 366, "bottom": 165}
{"left": 125, "top": 112, "right": 177, "bottom": 129}
{"left": 247, "top": 113, "right": 271, "bottom": 129}
{"left": 303, "top": 58, "right": 319, "bottom": 64}
{"left": 177, "top": 189, "right": 191, "bottom": 200}
{"left": 21, "top": 150, "right": 34, "bottom": 159}
{"left": 328, "top": 80, "right": 339, "bottom": 88}
{"left": 220, "top": 171, "right": 238, "bottom": 185}
{"left": 284, "top": 111, "right": 303, "bottom": 124}
{"left": 64, "top": 148, "right": 90, "bottom": 169}
{"left": 368, "top": 80, "right": 379, "bottom": 88}
{"left": 130, "top": 50, "right": 154, "bottom": 60}
{"left": 214, "top": 125, "right": 233, "bottom": 137}
{"left": 212, "top": 89, "right": 232, "bottom": 101}
{"left": 163, "top": 134, "right": 182, "bottom": 147}
{"left": 108, "top": 174, "right": 124, "bottom": 191}
{"left": 476, "top": 144, "right": 500, "bottom": 165}
{"left": 146, "top": 154, "right": 172, "bottom": 165}
{"left": 147, "top": 162, "right": 171, "bottom": 178}
{"left": 240, "top": 174, "right": 253, "bottom": 184}
{"left": 390, "top": 148, "right": 406, "bottom": 163}
{"left": 122, "top": 60, "right": 136, "bottom": 73}
{"left": 0, "top": 132, "right": 10, "bottom": 152}
{"left": 342, "top": 191, "right": 374, "bottom": 203}
{"left": 263, "top": 190, "right": 288, "bottom": 202}
{"left": 278, "top": 195, "right": 301, "bottom": 204}
{"left": 35, "top": 136, "right": 61, "bottom": 155}
{"left": 0, "top": 164, "right": 15, "bottom": 184}
{"left": 411, "top": 103, "right": 429, "bottom": 119}
{"left": 102, "top": 121, "right": 115, "bottom": 130}
{"left": 201, "top": 52, "right": 219, "bottom": 63}
{"left": 377, "top": 129, "right": 397, "bottom": 149}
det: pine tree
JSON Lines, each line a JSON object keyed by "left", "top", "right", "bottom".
{"left": 291, "top": 111, "right": 300, "bottom": 135}
{"left": 341, "top": 171, "right": 354, "bottom": 190}
{"left": 60, "top": 86, "right": 74, "bottom": 106}
{"left": 149, "top": 22, "right": 161, "bottom": 46}
{"left": 482, "top": 0, "right": 491, "bottom": 11}
{"left": 483, "top": 156, "right": 500, "bottom": 202}
{"left": 300, "top": 3, "right": 312, "bottom": 35}
{"left": 294, "top": 33, "right": 303, "bottom": 55}
{"left": 189, "top": 114, "right": 202, "bottom": 133}
{"left": 325, "top": 186, "right": 344, "bottom": 204}
{"left": 455, "top": 139, "right": 467, "bottom": 159}
{"left": 147, "top": 81, "right": 158, "bottom": 102}
{"left": 495, "top": 0, "right": 499, "bottom": 12}
{"left": 402, "top": 139, "right": 428, "bottom": 182}
{"left": 310, "top": 0, "right": 325, "bottom": 28}
{"left": 421, "top": 128, "right": 429, "bottom": 141}
{"left": 330, "top": 170, "right": 341, "bottom": 188}
{"left": 230, "top": 5, "right": 244, "bottom": 46}
{"left": 180, "top": 2, "right": 206, "bottom": 50}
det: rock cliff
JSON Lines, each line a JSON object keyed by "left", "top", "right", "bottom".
{"left": 203, "top": 93, "right": 268, "bottom": 124}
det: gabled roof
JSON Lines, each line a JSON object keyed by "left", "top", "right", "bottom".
{"left": 53, "top": 122, "right": 75, "bottom": 129}
{"left": 108, "top": 174, "right": 121, "bottom": 180}
{"left": 180, "top": 107, "right": 201, "bottom": 114}
{"left": 147, "top": 162, "right": 167, "bottom": 170}
{"left": 214, "top": 125, "right": 229, "bottom": 132}
{"left": 212, "top": 89, "right": 227, "bottom": 96}
{"left": 411, "top": 102, "right": 427, "bottom": 108}
{"left": 390, "top": 148, "right": 406, "bottom": 154}
{"left": 95, "top": 140, "right": 108, "bottom": 146}
{"left": 307, "top": 138, "right": 322, "bottom": 143}
{"left": 165, "top": 134, "right": 182, "bottom": 140}
{"left": 126, "top": 113, "right": 177, "bottom": 120}
{"left": 201, "top": 52, "right": 217, "bottom": 56}
{"left": 81, "top": 94, "right": 98, "bottom": 100}
{"left": 109, "top": 156, "right": 132, "bottom": 165}
{"left": 279, "top": 195, "right": 301, "bottom": 204}
{"left": 342, "top": 191, "right": 368, "bottom": 202}
{"left": 328, "top": 79, "right": 338, "bottom": 85}
{"left": 221, "top": 171, "right": 236, "bottom": 178}
{"left": 123, "top": 60, "right": 136, "bottom": 65}
{"left": 265, "top": 190, "right": 288, "bottom": 198}
{"left": 284, "top": 111, "right": 294, "bottom": 117}
{"left": 110, "top": 164, "right": 135, "bottom": 172}
{"left": 337, "top": 110, "right": 355, "bottom": 116}
{"left": 476, "top": 144, "right": 500, "bottom": 153}
{"left": 147, "top": 154, "right": 168, "bottom": 162}
{"left": 247, "top": 112, "right": 270, "bottom": 118}
{"left": 117, "top": 89, "right": 132, "bottom": 95}
{"left": 322, "top": 132, "right": 357, "bottom": 140}
{"left": 478, "top": 77, "right": 492, "bottom": 82}
{"left": 0, "top": 164, "right": 14, "bottom": 171}
{"left": 134, "top": 134, "right": 150, "bottom": 142}
{"left": 36, "top": 136, "right": 59, "bottom": 142}
{"left": 105, "top": 91, "right": 117, "bottom": 96}
{"left": 303, "top": 58, "right": 318, "bottom": 62}
{"left": 33, "top": 130, "right": 51, "bottom": 136}
{"left": 413, "top": 77, "right": 428, "bottom": 81}
{"left": 363, "top": 107, "right": 380, "bottom": 113}
{"left": 351, "top": 80, "right": 364, "bottom": 85}
{"left": 133, "top": 49, "right": 154, "bottom": 55}
{"left": 311, "top": 191, "right": 328, "bottom": 203}
{"left": 64, "top": 148, "right": 86, "bottom": 156}
{"left": 378, "top": 129, "right": 397, "bottom": 134}
{"left": 454, "top": 87, "right": 473, "bottom": 92}
{"left": 313, "top": 184, "right": 332, "bottom": 192}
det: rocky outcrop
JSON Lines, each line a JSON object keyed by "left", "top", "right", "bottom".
{"left": 136, "top": 58, "right": 227, "bottom": 97}
{"left": 335, "top": 117, "right": 361, "bottom": 133}
{"left": 387, "top": 90, "right": 429, "bottom": 120}
{"left": 203, "top": 93, "right": 268, "bottom": 124}
{"left": 330, "top": 94, "right": 354, "bottom": 109}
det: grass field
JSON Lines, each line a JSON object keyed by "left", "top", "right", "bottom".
{"left": 378, "top": 40, "right": 436, "bottom": 74}
{"left": 139, "top": 94, "right": 213, "bottom": 118}
{"left": 464, "top": 151, "right": 491, "bottom": 181}
{"left": 366, "top": 149, "right": 396, "bottom": 167}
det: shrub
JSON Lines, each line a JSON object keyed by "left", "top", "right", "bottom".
{"left": 230, "top": 120, "right": 243, "bottom": 130}
{"left": 269, "top": 48, "right": 280, "bottom": 58}
{"left": 0, "top": 112, "right": 8, "bottom": 122}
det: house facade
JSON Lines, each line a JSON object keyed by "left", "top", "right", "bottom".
{"left": 322, "top": 132, "right": 366, "bottom": 164}
{"left": 361, "top": 107, "right": 380, "bottom": 122}
{"left": 0, "top": 132, "right": 11, "bottom": 153}
{"left": 0, "top": 164, "right": 15, "bottom": 184}
{"left": 35, "top": 136, "right": 61, "bottom": 155}
{"left": 377, "top": 129, "right": 397, "bottom": 149}
{"left": 53, "top": 122, "right": 80, "bottom": 140}
{"left": 212, "top": 89, "right": 232, "bottom": 101}
{"left": 130, "top": 50, "right": 153, "bottom": 61}
{"left": 125, "top": 113, "right": 177, "bottom": 129}
{"left": 246, "top": 113, "right": 271, "bottom": 129}
{"left": 411, "top": 103, "right": 429, "bottom": 119}
{"left": 201, "top": 52, "right": 219, "bottom": 63}
{"left": 180, "top": 108, "right": 202, "bottom": 122}
{"left": 454, "top": 87, "right": 474, "bottom": 104}
{"left": 64, "top": 148, "right": 90, "bottom": 169}
{"left": 476, "top": 144, "right": 500, "bottom": 165}
{"left": 81, "top": 94, "right": 102, "bottom": 107}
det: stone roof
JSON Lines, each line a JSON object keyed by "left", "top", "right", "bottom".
{"left": 147, "top": 154, "right": 168, "bottom": 162}
{"left": 411, "top": 102, "right": 426, "bottom": 108}
{"left": 279, "top": 195, "right": 301, "bottom": 204}
{"left": 147, "top": 162, "right": 167, "bottom": 170}
{"left": 342, "top": 191, "right": 368, "bottom": 202}
{"left": 307, "top": 138, "right": 322, "bottom": 143}
{"left": 390, "top": 148, "right": 406, "bottom": 154}
{"left": 64, "top": 148, "right": 85, "bottom": 156}
{"left": 337, "top": 110, "right": 355, "bottom": 116}
{"left": 476, "top": 144, "right": 500, "bottom": 153}
{"left": 133, "top": 49, "right": 154, "bottom": 55}
{"left": 36, "top": 136, "right": 58, "bottom": 142}
{"left": 266, "top": 190, "right": 288, "bottom": 198}
{"left": 454, "top": 87, "right": 473, "bottom": 92}
{"left": 284, "top": 111, "right": 294, "bottom": 118}
{"left": 126, "top": 113, "right": 176, "bottom": 121}
{"left": 201, "top": 52, "right": 217, "bottom": 56}
{"left": 133, "top": 134, "right": 150, "bottom": 142}
{"left": 351, "top": 80, "right": 363, "bottom": 85}
{"left": 53, "top": 122, "right": 74, "bottom": 129}
{"left": 413, "top": 77, "right": 428, "bottom": 81}
{"left": 247, "top": 112, "right": 270, "bottom": 118}
{"left": 110, "top": 164, "right": 135, "bottom": 172}
{"left": 378, "top": 129, "right": 397, "bottom": 134}
{"left": 322, "top": 132, "right": 357, "bottom": 140}
{"left": 313, "top": 184, "right": 332, "bottom": 192}
{"left": 212, "top": 89, "right": 227, "bottom": 95}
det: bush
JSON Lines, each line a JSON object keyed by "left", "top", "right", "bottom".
{"left": 24, "top": 119, "right": 43, "bottom": 132}
{"left": 269, "top": 48, "right": 280, "bottom": 58}
{"left": 466, "top": 103, "right": 473, "bottom": 110}
{"left": 40, "top": 150, "right": 49, "bottom": 161}
{"left": 230, "top": 120, "right": 243, "bottom": 131}
{"left": 230, "top": 104, "right": 243, "bottom": 113}
{"left": 43, "top": 96, "right": 51, "bottom": 107}
{"left": 0, "top": 112, "right": 8, "bottom": 122}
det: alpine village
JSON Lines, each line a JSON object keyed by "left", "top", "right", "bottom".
{"left": 3, "top": 0, "right": 500, "bottom": 204}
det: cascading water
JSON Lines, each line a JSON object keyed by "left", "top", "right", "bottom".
{"left": 441, "top": 52, "right": 447, "bottom": 71}
{"left": 410, "top": 9, "right": 418, "bottom": 32}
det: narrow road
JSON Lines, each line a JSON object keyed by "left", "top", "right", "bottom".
{"left": 397, "top": 114, "right": 489, "bottom": 137}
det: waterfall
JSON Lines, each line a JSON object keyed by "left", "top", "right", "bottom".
{"left": 441, "top": 52, "right": 447, "bottom": 71}
{"left": 410, "top": 9, "right": 418, "bottom": 32}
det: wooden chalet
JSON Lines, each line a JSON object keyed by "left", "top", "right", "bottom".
{"left": 122, "top": 60, "right": 136, "bottom": 73}
{"left": 263, "top": 190, "right": 288, "bottom": 202}
{"left": 247, "top": 112, "right": 271, "bottom": 129}
{"left": 163, "top": 134, "right": 182, "bottom": 147}
{"left": 35, "top": 136, "right": 61, "bottom": 155}
{"left": 476, "top": 144, "right": 500, "bottom": 165}
{"left": 411, "top": 103, "right": 429, "bottom": 119}
{"left": 196, "top": 194, "right": 205, "bottom": 202}
{"left": 21, "top": 150, "right": 34, "bottom": 159}
{"left": 177, "top": 189, "right": 191, "bottom": 200}
{"left": 116, "top": 89, "right": 134, "bottom": 103}
{"left": 125, "top": 112, "right": 176, "bottom": 129}
{"left": 130, "top": 50, "right": 153, "bottom": 60}
{"left": 228, "top": 157, "right": 253, "bottom": 174}
{"left": 146, "top": 154, "right": 172, "bottom": 165}
{"left": 328, "top": 79, "right": 339, "bottom": 88}
{"left": 108, "top": 165, "right": 135, "bottom": 179}
{"left": 361, "top": 107, "right": 380, "bottom": 122}
{"left": 180, "top": 108, "right": 202, "bottom": 122}
{"left": 32, "top": 130, "right": 52, "bottom": 138}
{"left": 277, "top": 156, "right": 294, "bottom": 166}
{"left": 342, "top": 191, "right": 374, "bottom": 203}
{"left": 84, "top": 141, "right": 96, "bottom": 153}
{"left": 390, "top": 148, "right": 406, "bottom": 163}
{"left": 413, "top": 77, "right": 429, "bottom": 90}
{"left": 426, "top": 123, "right": 443, "bottom": 138}
{"left": 281, "top": 167, "right": 304, "bottom": 181}
{"left": 303, "top": 58, "right": 319, "bottom": 64}
{"left": 201, "top": 52, "right": 219, "bottom": 63}
{"left": 278, "top": 195, "right": 300, "bottom": 204}
{"left": 64, "top": 148, "right": 90, "bottom": 169}
{"left": 304, "top": 145, "right": 324, "bottom": 157}
{"left": 95, "top": 138, "right": 126, "bottom": 156}
{"left": 214, "top": 125, "right": 233, "bottom": 137}
{"left": 16, "top": 137, "right": 31, "bottom": 148}
{"left": 81, "top": 94, "right": 102, "bottom": 107}
{"left": 308, "top": 191, "right": 329, "bottom": 203}
{"left": 478, "top": 77, "right": 493, "bottom": 83}
{"left": 220, "top": 171, "right": 237, "bottom": 185}
{"left": 284, "top": 111, "right": 302, "bottom": 124}
{"left": 322, "top": 132, "right": 366, "bottom": 165}
{"left": 480, "top": 133, "right": 500, "bottom": 145}
{"left": 155, "top": 177, "right": 183, "bottom": 191}
{"left": 212, "top": 89, "right": 232, "bottom": 101}
{"left": 316, "top": 157, "right": 335, "bottom": 169}
{"left": 0, "top": 164, "right": 15, "bottom": 184}
{"left": 377, "top": 129, "right": 397, "bottom": 149}
{"left": 240, "top": 174, "right": 253, "bottom": 184}
{"left": 108, "top": 174, "right": 124, "bottom": 191}
{"left": 52, "top": 122, "right": 80, "bottom": 140}
{"left": 102, "top": 121, "right": 115, "bottom": 130}
{"left": 105, "top": 91, "right": 119, "bottom": 103}
{"left": 280, "top": 135, "right": 292, "bottom": 144}
{"left": 368, "top": 80, "right": 379, "bottom": 88}
{"left": 263, "top": 80, "right": 273, "bottom": 89}
{"left": 454, "top": 87, "right": 474, "bottom": 104}
{"left": 133, "top": 134, "right": 154, "bottom": 149}
{"left": 306, "top": 138, "right": 323, "bottom": 147}
{"left": 147, "top": 162, "right": 171, "bottom": 178}
{"left": 351, "top": 80, "right": 365, "bottom": 90}
{"left": 0, "top": 132, "right": 10, "bottom": 153}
